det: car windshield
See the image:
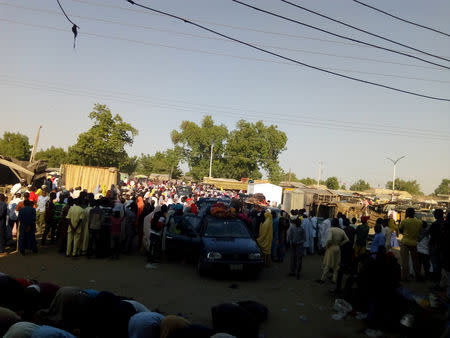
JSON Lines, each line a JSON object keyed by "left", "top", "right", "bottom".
{"left": 183, "top": 215, "right": 202, "bottom": 233}
{"left": 204, "top": 218, "right": 250, "bottom": 238}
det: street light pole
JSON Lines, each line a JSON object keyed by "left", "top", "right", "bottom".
{"left": 386, "top": 156, "right": 406, "bottom": 201}
{"left": 316, "top": 161, "right": 323, "bottom": 189}
{"left": 209, "top": 140, "right": 214, "bottom": 178}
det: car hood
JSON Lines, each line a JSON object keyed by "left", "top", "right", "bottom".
{"left": 202, "top": 237, "right": 260, "bottom": 254}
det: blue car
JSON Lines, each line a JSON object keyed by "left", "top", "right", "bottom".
{"left": 198, "top": 216, "right": 263, "bottom": 276}
{"left": 165, "top": 214, "right": 263, "bottom": 276}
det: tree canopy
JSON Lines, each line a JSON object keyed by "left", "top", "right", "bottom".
{"left": 350, "top": 179, "right": 371, "bottom": 191}
{"left": 34, "top": 146, "right": 68, "bottom": 167}
{"left": 386, "top": 178, "right": 422, "bottom": 195}
{"left": 67, "top": 104, "right": 138, "bottom": 168}
{"left": 171, "top": 116, "right": 287, "bottom": 182}
{"left": 434, "top": 178, "right": 450, "bottom": 195}
{"left": 325, "top": 176, "right": 339, "bottom": 190}
{"left": 137, "top": 148, "right": 182, "bottom": 179}
{"left": 0, "top": 132, "right": 32, "bottom": 160}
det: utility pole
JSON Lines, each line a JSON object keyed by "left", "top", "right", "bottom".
{"left": 209, "top": 140, "right": 214, "bottom": 178}
{"left": 386, "top": 156, "right": 406, "bottom": 201}
{"left": 288, "top": 168, "right": 292, "bottom": 185}
{"left": 29, "top": 126, "right": 42, "bottom": 163}
{"left": 316, "top": 161, "right": 323, "bottom": 189}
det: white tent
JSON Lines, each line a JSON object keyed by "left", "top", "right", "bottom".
{"left": 247, "top": 183, "right": 283, "bottom": 206}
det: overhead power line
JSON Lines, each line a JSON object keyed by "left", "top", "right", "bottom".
{"left": 3, "top": 17, "right": 449, "bottom": 85}
{"left": 1, "top": 75, "right": 448, "bottom": 141}
{"left": 280, "top": 0, "right": 450, "bottom": 62}
{"left": 231, "top": 0, "right": 450, "bottom": 70}
{"left": 0, "top": 2, "right": 442, "bottom": 71}
{"left": 67, "top": 0, "right": 450, "bottom": 57}
{"left": 123, "top": 0, "right": 450, "bottom": 101}
{"left": 56, "top": 0, "right": 79, "bottom": 48}
{"left": 352, "top": 0, "right": 450, "bottom": 38}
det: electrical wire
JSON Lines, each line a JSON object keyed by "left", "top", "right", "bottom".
{"left": 3, "top": 17, "right": 449, "bottom": 85}
{"left": 2, "top": 73, "right": 447, "bottom": 138}
{"left": 56, "top": 0, "right": 78, "bottom": 27}
{"left": 280, "top": 0, "right": 450, "bottom": 62}
{"left": 352, "top": 0, "right": 450, "bottom": 38}
{"left": 66, "top": 0, "right": 450, "bottom": 57}
{"left": 231, "top": 0, "right": 450, "bottom": 70}
{"left": 1, "top": 76, "right": 449, "bottom": 141}
{"left": 0, "top": 1, "right": 443, "bottom": 71}
{"left": 124, "top": 0, "right": 450, "bottom": 101}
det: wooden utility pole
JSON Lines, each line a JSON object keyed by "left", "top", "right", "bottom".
{"left": 29, "top": 126, "right": 42, "bottom": 163}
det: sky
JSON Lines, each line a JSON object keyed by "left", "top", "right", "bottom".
{"left": 1, "top": 0, "right": 449, "bottom": 194}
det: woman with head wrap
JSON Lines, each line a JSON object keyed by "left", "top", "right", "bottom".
{"left": 128, "top": 311, "right": 164, "bottom": 338}
{"left": 31, "top": 325, "right": 75, "bottom": 338}
{"left": 159, "top": 315, "right": 190, "bottom": 338}
{"left": 35, "top": 287, "right": 91, "bottom": 335}
{"left": 256, "top": 209, "right": 273, "bottom": 267}
{"left": 3, "top": 321, "right": 39, "bottom": 338}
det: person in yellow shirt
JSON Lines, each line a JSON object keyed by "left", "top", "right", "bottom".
{"left": 66, "top": 199, "right": 85, "bottom": 257}
{"left": 399, "top": 208, "right": 422, "bottom": 281}
{"left": 257, "top": 209, "right": 273, "bottom": 267}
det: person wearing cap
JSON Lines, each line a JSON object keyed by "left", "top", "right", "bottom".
{"left": 36, "top": 189, "right": 49, "bottom": 236}
{"left": 354, "top": 215, "right": 370, "bottom": 257}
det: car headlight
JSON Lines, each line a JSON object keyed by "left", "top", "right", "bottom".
{"left": 207, "top": 252, "right": 222, "bottom": 260}
{"left": 248, "top": 252, "right": 261, "bottom": 260}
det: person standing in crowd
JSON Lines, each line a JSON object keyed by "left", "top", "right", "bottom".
{"left": 122, "top": 201, "right": 138, "bottom": 254}
{"left": 147, "top": 204, "right": 167, "bottom": 264}
{"left": 381, "top": 218, "right": 393, "bottom": 252}
{"left": 110, "top": 210, "right": 124, "bottom": 259}
{"left": 318, "top": 217, "right": 331, "bottom": 254}
{"left": 36, "top": 189, "right": 49, "bottom": 235}
{"left": 8, "top": 192, "right": 21, "bottom": 239}
{"left": 351, "top": 217, "right": 358, "bottom": 229}
{"left": 87, "top": 200, "right": 104, "bottom": 258}
{"left": 318, "top": 218, "right": 349, "bottom": 284}
{"left": 335, "top": 217, "right": 355, "bottom": 293}
{"left": 310, "top": 211, "right": 318, "bottom": 254}
{"left": 29, "top": 186, "right": 38, "bottom": 204}
{"left": 370, "top": 221, "right": 386, "bottom": 253}
{"left": 17, "top": 199, "right": 38, "bottom": 255}
{"left": 301, "top": 212, "right": 314, "bottom": 255}
{"left": 0, "top": 194, "right": 8, "bottom": 256}
{"left": 42, "top": 192, "right": 57, "bottom": 246}
{"left": 66, "top": 198, "right": 85, "bottom": 257}
{"left": 439, "top": 212, "right": 450, "bottom": 299}
{"left": 270, "top": 210, "right": 279, "bottom": 262}
{"left": 277, "top": 211, "right": 290, "bottom": 263}
{"left": 354, "top": 215, "right": 370, "bottom": 257}
{"left": 399, "top": 207, "right": 422, "bottom": 282}
{"left": 53, "top": 195, "right": 66, "bottom": 243}
{"left": 257, "top": 209, "right": 273, "bottom": 267}
{"left": 417, "top": 220, "right": 431, "bottom": 281}
{"left": 58, "top": 196, "right": 72, "bottom": 254}
{"left": 287, "top": 214, "right": 305, "bottom": 279}
{"left": 429, "top": 209, "right": 444, "bottom": 286}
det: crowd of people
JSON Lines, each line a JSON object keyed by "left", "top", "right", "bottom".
{"left": 1, "top": 177, "right": 450, "bottom": 336}
{"left": 0, "top": 271, "right": 270, "bottom": 337}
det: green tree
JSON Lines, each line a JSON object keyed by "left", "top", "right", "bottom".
{"left": 434, "top": 178, "right": 450, "bottom": 195}
{"left": 171, "top": 116, "right": 228, "bottom": 180}
{"left": 325, "top": 177, "right": 339, "bottom": 190}
{"left": 137, "top": 148, "right": 182, "bottom": 179}
{"left": 119, "top": 156, "right": 138, "bottom": 176}
{"left": 0, "top": 132, "right": 32, "bottom": 160}
{"left": 298, "top": 177, "right": 318, "bottom": 185}
{"left": 350, "top": 179, "right": 371, "bottom": 191}
{"left": 34, "top": 146, "right": 68, "bottom": 167}
{"left": 385, "top": 178, "right": 422, "bottom": 195}
{"left": 67, "top": 104, "right": 138, "bottom": 167}
{"left": 225, "top": 120, "right": 287, "bottom": 183}
{"left": 340, "top": 184, "right": 346, "bottom": 190}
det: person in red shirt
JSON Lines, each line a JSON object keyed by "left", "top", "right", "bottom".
{"left": 28, "top": 187, "right": 38, "bottom": 204}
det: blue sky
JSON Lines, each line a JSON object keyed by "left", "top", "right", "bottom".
{"left": 1, "top": 0, "right": 449, "bottom": 193}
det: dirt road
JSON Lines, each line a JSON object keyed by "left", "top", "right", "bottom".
{"left": 0, "top": 247, "right": 367, "bottom": 338}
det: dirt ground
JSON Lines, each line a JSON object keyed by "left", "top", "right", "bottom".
{"left": 0, "top": 247, "right": 372, "bottom": 338}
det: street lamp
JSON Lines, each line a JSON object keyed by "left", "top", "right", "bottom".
{"left": 209, "top": 140, "right": 215, "bottom": 178}
{"left": 386, "top": 156, "right": 406, "bottom": 201}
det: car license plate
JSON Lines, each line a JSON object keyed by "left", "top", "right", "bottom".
{"left": 230, "top": 264, "right": 243, "bottom": 271}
